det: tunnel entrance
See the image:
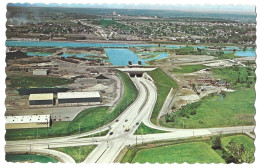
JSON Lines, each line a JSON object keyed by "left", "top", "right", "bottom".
{"left": 129, "top": 72, "right": 143, "bottom": 77}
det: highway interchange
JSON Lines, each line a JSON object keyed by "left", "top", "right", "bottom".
{"left": 5, "top": 75, "right": 255, "bottom": 163}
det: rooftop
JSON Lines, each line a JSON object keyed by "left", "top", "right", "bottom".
{"left": 58, "top": 91, "right": 101, "bottom": 99}
{"left": 6, "top": 115, "right": 50, "bottom": 124}
{"left": 29, "top": 93, "right": 54, "bottom": 101}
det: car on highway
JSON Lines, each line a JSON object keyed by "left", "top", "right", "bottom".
{"left": 115, "top": 119, "right": 119, "bottom": 122}
{"left": 109, "top": 132, "right": 113, "bottom": 135}
{"left": 125, "top": 127, "right": 130, "bottom": 132}
{"left": 136, "top": 122, "right": 139, "bottom": 125}
{"left": 125, "top": 119, "right": 128, "bottom": 122}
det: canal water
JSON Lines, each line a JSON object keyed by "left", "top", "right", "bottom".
{"left": 6, "top": 41, "right": 256, "bottom": 65}
{"left": 105, "top": 48, "right": 168, "bottom": 66}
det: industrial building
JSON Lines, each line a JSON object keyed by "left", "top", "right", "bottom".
{"left": 29, "top": 93, "right": 54, "bottom": 106}
{"left": 57, "top": 91, "right": 101, "bottom": 105}
{"left": 5, "top": 115, "right": 51, "bottom": 129}
{"left": 33, "top": 69, "right": 49, "bottom": 76}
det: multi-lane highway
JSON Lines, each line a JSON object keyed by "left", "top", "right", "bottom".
{"left": 5, "top": 76, "right": 255, "bottom": 163}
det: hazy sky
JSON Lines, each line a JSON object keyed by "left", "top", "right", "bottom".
{"left": 8, "top": 3, "right": 255, "bottom": 13}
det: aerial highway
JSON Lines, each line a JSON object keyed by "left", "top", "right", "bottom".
{"left": 5, "top": 76, "right": 255, "bottom": 163}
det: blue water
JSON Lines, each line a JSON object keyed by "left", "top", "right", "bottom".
{"left": 224, "top": 46, "right": 240, "bottom": 50}
{"left": 235, "top": 51, "right": 256, "bottom": 57}
{"left": 105, "top": 48, "right": 168, "bottom": 66}
{"left": 162, "top": 45, "right": 182, "bottom": 48}
{"left": 26, "top": 52, "right": 52, "bottom": 56}
{"left": 6, "top": 40, "right": 156, "bottom": 48}
{"left": 26, "top": 52, "right": 99, "bottom": 59}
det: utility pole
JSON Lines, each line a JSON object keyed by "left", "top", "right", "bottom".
{"left": 183, "top": 119, "right": 185, "bottom": 129}
{"left": 136, "top": 136, "right": 137, "bottom": 147}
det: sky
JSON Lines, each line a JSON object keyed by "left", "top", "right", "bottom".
{"left": 7, "top": 3, "right": 255, "bottom": 14}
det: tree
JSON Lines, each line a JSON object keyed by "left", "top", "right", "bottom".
{"left": 224, "top": 140, "right": 253, "bottom": 163}
{"left": 212, "top": 135, "right": 222, "bottom": 150}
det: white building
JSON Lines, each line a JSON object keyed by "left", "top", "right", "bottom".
{"left": 57, "top": 91, "right": 101, "bottom": 105}
{"left": 5, "top": 115, "right": 51, "bottom": 129}
{"left": 29, "top": 93, "right": 54, "bottom": 106}
{"left": 33, "top": 69, "right": 49, "bottom": 76}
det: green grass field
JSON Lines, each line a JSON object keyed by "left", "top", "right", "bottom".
{"left": 8, "top": 75, "right": 73, "bottom": 88}
{"left": 6, "top": 154, "right": 58, "bottom": 163}
{"left": 221, "top": 134, "right": 255, "bottom": 163}
{"left": 130, "top": 142, "right": 225, "bottom": 163}
{"left": 160, "top": 87, "right": 255, "bottom": 128}
{"left": 148, "top": 68, "right": 178, "bottom": 125}
{"left": 134, "top": 123, "right": 167, "bottom": 135}
{"left": 213, "top": 66, "right": 256, "bottom": 89}
{"left": 53, "top": 145, "right": 96, "bottom": 163}
{"left": 5, "top": 71, "right": 138, "bottom": 141}
{"left": 173, "top": 64, "right": 207, "bottom": 73}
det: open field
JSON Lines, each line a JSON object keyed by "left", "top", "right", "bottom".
{"left": 134, "top": 123, "right": 167, "bottom": 135}
{"left": 5, "top": 71, "right": 138, "bottom": 141}
{"left": 7, "top": 74, "right": 73, "bottom": 88}
{"left": 148, "top": 68, "right": 178, "bottom": 125}
{"left": 221, "top": 134, "right": 255, "bottom": 163}
{"left": 53, "top": 145, "right": 96, "bottom": 163}
{"left": 160, "top": 87, "right": 255, "bottom": 128}
{"left": 6, "top": 154, "right": 58, "bottom": 163}
{"left": 127, "top": 142, "right": 225, "bottom": 163}
{"left": 173, "top": 64, "right": 207, "bottom": 73}
{"left": 213, "top": 66, "right": 256, "bottom": 89}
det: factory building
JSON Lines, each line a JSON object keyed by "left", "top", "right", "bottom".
{"left": 29, "top": 93, "right": 54, "bottom": 106}
{"left": 57, "top": 91, "right": 101, "bottom": 105}
{"left": 5, "top": 115, "right": 51, "bottom": 129}
{"left": 33, "top": 69, "right": 49, "bottom": 76}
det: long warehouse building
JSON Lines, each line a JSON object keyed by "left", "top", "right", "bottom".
{"left": 29, "top": 93, "right": 54, "bottom": 106}
{"left": 5, "top": 115, "right": 51, "bottom": 129}
{"left": 57, "top": 91, "right": 101, "bottom": 105}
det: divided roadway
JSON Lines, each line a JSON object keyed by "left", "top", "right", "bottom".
{"left": 5, "top": 76, "right": 255, "bottom": 163}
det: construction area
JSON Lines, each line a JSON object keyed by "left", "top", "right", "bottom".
{"left": 5, "top": 50, "right": 122, "bottom": 121}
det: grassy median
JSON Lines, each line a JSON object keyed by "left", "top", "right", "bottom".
{"left": 53, "top": 145, "right": 96, "bottom": 163}
{"left": 147, "top": 68, "right": 178, "bottom": 125}
{"left": 134, "top": 123, "right": 167, "bottom": 135}
{"left": 5, "top": 71, "right": 138, "bottom": 141}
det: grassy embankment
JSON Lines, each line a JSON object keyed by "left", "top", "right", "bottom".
{"left": 5, "top": 71, "right": 138, "bottom": 140}
{"left": 173, "top": 64, "right": 207, "bottom": 73}
{"left": 161, "top": 66, "right": 256, "bottom": 128}
{"left": 53, "top": 145, "right": 96, "bottom": 163}
{"left": 147, "top": 68, "right": 178, "bottom": 125}
{"left": 134, "top": 123, "right": 167, "bottom": 135}
{"left": 120, "top": 134, "right": 254, "bottom": 164}
{"left": 6, "top": 154, "right": 58, "bottom": 163}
